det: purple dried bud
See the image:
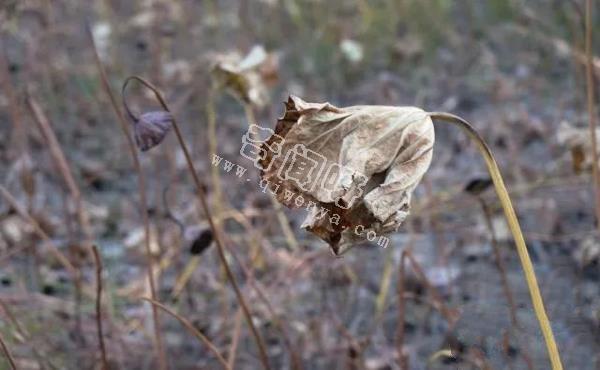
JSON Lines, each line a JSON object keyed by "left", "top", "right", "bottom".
{"left": 133, "top": 111, "right": 173, "bottom": 151}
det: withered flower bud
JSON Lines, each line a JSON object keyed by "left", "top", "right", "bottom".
{"left": 260, "top": 96, "right": 434, "bottom": 255}
{"left": 190, "top": 229, "right": 213, "bottom": 255}
{"left": 132, "top": 111, "right": 173, "bottom": 152}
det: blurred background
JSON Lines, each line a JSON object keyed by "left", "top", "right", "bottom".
{"left": 0, "top": 0, "right": 599, "bottom": 369}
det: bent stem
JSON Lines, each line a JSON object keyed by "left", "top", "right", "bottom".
{"left": 141, "top": 298, "right": 231, "bottom": 370}
{"left": 429, "top": 112, "right": 563, "bottom": 370}
{"left": 86, "top": 25, "right": 168, "bottom": 370}
{"left": 26, "top": 95, "right": 94, "bottom": 251}
{"left": 0, "top": 185, "right": 77, "bottom": 276}
{"left": 123, "top": 76, "right": 272, "bottom": 370}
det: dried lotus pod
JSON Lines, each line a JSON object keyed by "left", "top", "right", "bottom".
{"left": 132, "top": 111, "right": 173, "bottom": 152}
{"left": 260, "top": 95, "right": 434, "bottom": 254}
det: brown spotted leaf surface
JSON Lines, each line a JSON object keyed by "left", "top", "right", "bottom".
{"left": 260, "top": 96, "right": 434, "bottom": 254}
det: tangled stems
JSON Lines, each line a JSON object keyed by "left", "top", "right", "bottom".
{"left": 429, "top": 112, "right": 563, "bottom": 370}
{"left": 122, "top": 76, "right": 272, "bottom": 370}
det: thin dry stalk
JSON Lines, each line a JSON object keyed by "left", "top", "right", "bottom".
{"left": 148, "top": 1, "right": 165, "bottom": 89}
{"left": 197, "top": 205, "right": 300, "bottom": 369}
{"left": 170, "top": 195, "right": 269, "bottom": 298}
{"left": 512, "top": 20, "right": 600, "bottom": 75}
{"left": 85, "top": 25, "right": 168, "bottom": 370}
{"left": 423, "top": 177, "right": 449, "bottom": 265}
{"left": 326, "top": 311, "right": 366, "bottom": 370}
{"left": 0, "top": 46, "right": 34, "bottom": 211}
{"left": 91, "top": 246, "right": 109, "bottom": 370}
{"left": 169, "top": 208, "right": 265, "bottom": 298}
{"left": 26, "top": 95, "right": 94, "bottom": 248}
{"left": 0, "top": 48, "right": 26, "bottom": 159}
{"left": 396, "top": 250, "right": 408, "bottom": 370}
{"left": 0, "top": 299, "right": 56, "bottom": 370}
{"left": 502, "top": 330, "right": 533, "bottom": 370}
{"left": 198, "top": 89, "right": 227, "bottom": 320}
{"left": 467, "top": 348, "right": 495, "bottom": 370}
{"left": 206, "top": 90, "right": 224, "bottom": 220}
{"left": 227, "top": 308, "right": 243, "bottom": 369}
{"left": 585, "top": 0, "right": 600, "bottom": 229}
{"left": 478, "top": 198, "right": 519, "bottom": 327}
{"left": 242, "top": 104, "right": 299, "bottom": 251}
{"left": 219, "top": 231, "right": 303, "bottom": 370}
{"left": 221, "top": 208, "right": 268, "bottom": 268}
{"left": 429, "top": 112, "right": 563, "bottom": 370}
{"left": 123, "top": 76, "right": 271, "bottom": 370}
{"left": 141, "top": 298, "right": 230, "bottom": 370}
{"left": 0, "top": 244, "right": 32, "bottom": 265}
{"left": 3, "top": 95, "right": 88, "bottom": 341}
{"left": 403, "top": 251, "right": 458, "bottom": 324}
{"left": 0, "top": 331, "right": 18, "bottom": 370}
{"left": 171, "top": 256, "right": 202, "bottom": 299}
{"left": 375, "top": 246, "right": 394, "bottom": 320}
{"left": 0, "top": 185, "right": 77, "bottom": 276}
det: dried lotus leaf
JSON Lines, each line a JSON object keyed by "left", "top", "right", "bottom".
{"left": 210, "top": 46, "right": 272, "bottom": 108}
{"left": 260, "top": 95, "right": 434, "bottom": 254}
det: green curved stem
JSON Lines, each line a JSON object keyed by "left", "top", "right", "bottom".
{"left": 429, "top": 112, "right": 563, "bottom": 370}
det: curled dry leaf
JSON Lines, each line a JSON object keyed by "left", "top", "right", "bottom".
{"left": 259, "top": 96, "right": 434, "bottom": 254}
{"left": 133, "top": 111, "right": 173, "bottom": 152}
{"left": 556, "top": 120, "right": 600, "bottom": 174}
{"left": 210, "top": 45, "right": 276, "bottom": 108}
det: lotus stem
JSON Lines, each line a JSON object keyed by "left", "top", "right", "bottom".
{"left": 141, "top": 298, "right": 231, "bottom": 370}
{"left": 242, "top": 103, "right": 299, "bottom": 252}
{"left": 86, "top": 25, "right": 168, "bottom": 370}
{"left": 91, "top": 245, "right": 109, "bottom": 370}
{"left": 429, "top": 112, "right": 563, "bottom": 370}
{"left": 0, "top": 330, "right": 18, "bottom": 370}
{"left": 206, "top": 89, "right": 224, "bottom": 221}
{"left": 584, "top": 0, "right": 600, "bottom": 229}
{"left": 396, "top": 250, "right": 408, "bottom": 370}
